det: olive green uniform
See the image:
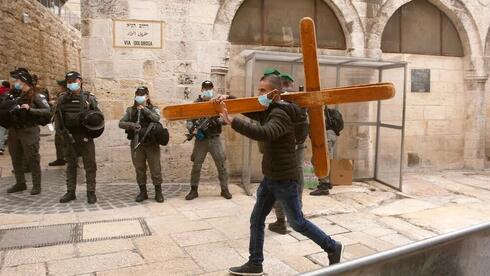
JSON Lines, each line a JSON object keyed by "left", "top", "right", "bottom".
{"left": 119, "top": 105, "right": 162, "bottom": 187}
{"left": 188, "top": 96, "right": 229, "bottom": 190}
{"left": 8, "top": 90, "right": 51, "bottom": 191}
{"left": 55, "top": 90, "right": 100, "bottom": 192}
{"left": 52, "top": 90, "right": 66, "bottom": 161}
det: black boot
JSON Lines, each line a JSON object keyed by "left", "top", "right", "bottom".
{"left": 268, "top": 219, "right": 288, "bottom": 235}
{"left": 220, "top": 188, "right": 232, "bottom": 199}
{"left": 135, "top": 185, "right": 148, "bottom": 202}
{"left": 49, "top": 159, "right": 66, "bottom": 166}
{"left": 60, "top": 190, "right": 76, "bottom": 203}
{"left": 185, "top": 186, "right": 198, "bottom": 200}
{"left": 310, "top": 181, "right": 331, "bottom": 196}
{"left": 87, "top": 191, "right": 97, "bottom": 204}
{"left": 154, "top": 185, "right": 164, "bottom": 203}
{"left": 229, "top": 262, "right": 263, "bottom": 276}
{"left": 7, "top": 183, "right": 27, "bottom": 193}
{"left": 30, "top": 185, "right": 41, "bottom": 195}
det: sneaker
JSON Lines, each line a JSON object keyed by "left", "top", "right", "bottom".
{"left": 310, "top": 188, "right": 330, "bottom": 196}
{"left": 49, "top": 159, "right": 66, "bottom": 166}
{"left": 268, "top": 220, "right": 288, "bottom": 235}
{"left": 328, "top": 241, "right": 344, "bottom": 265}
{"left": 229, "top": 262, "right": 263, "bottom": 276}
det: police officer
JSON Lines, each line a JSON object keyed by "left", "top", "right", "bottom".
{"left": 48, "top": 79, "right": 67, "bottom": 166}
{"left": 6, "top": 70, "right": 51, "bottom": 195}
{"left": 56, "top": 71, "right": 101, "bottom": 204}
{"left": 185, "top": 80, "right": 232, "bottom": 200}
{"left": 119, "top": 86, "right": 164, "bottom": 203}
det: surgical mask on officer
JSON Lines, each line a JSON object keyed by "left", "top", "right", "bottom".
{"left": 135, "top": 95, "right": 146, "bottom": 105}
{"left": 14, "top": 81, "right": 23, "bottom": 90}
{"left": 67, "top": 82, "right": 80, "bottom": 92}
{"left": 202, "top": 90, "right": 214, "bottom": 98}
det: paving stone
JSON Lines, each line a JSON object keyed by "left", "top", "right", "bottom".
{"left": 205, "top": 216, "right": 250, "bottom": 240}
{"left": 378, "top": 217, "right": 436, "bottom": 240}
{"left": 0, "top": 263, "right": 46, "bottom": 276}
{"left": 401, "top": 205, "right": 490, "bottom": 233}
{"left": 135, "top": 236, "right": 188, "bottom": 261}
{"left": 3, "top": 244, "right": 76, "bottom": 267}
{"left": 328, "top": 212, "right": 381, "bottom": 231}
{"left": 82, "top": 220, "right": 144, "bottom": 240}
{"left": 77, "top": 239, "right": 135, "bottom": 256}
{"left": 263, "top": 256, "right": 299, "bottom": 275}
{"left": 306, "top": 251, "right": 330, "bottom": 266}
{"left": 343, "top": 243, "right": 377, "bottom": 260}
{"left": 145, "top": 215, "right": 212, "bottom": 234}
{"left": 171, "top": 228, "right": 228, "bottom": 247}
{"left": 371, "top": 199, "right": 438, "bottom": 216}
{"left": 184, "top": 242, "right": 246, "bottom": 272}
{"left": 341, "top": 232, "right": 395, "bottom": 251}
{"left": 281, "top": 256, "right": 322, "bottom": 273}
{"left": 47, "top": 251, "right": 144, "bottom": 275}
{"left": 379, "top": 233, "right": 413, "bottom": 246}
{"left": 362, "top": 227, "right": 397, "bottom": 237}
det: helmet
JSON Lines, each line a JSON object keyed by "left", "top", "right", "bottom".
{"left": 81, "top": 110, "right": 105, "bottom": 138}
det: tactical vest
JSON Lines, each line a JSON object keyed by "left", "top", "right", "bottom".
{"left": 60, "top": 92, "right": 87, "bottom": 133}
{"left": 195, "top": 96, "right": 222, "bottom": 137}
{"left": 11, "top": 92, "right": 36, "bottom": 128}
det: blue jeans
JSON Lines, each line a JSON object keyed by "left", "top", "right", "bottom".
{"left": 249, "top": 177, "right": 337, "bottom": 265}
{"left": 0, "top": 126, "right": 6, "bottom": 150}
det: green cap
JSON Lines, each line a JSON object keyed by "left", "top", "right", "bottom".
{"left": 280, "top": 72, "right": 294, "bottom": 82}
{"left": 263, "top": 68, "right": 280, "bottom": 76}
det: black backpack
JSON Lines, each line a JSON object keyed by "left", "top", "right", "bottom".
{"left": 276, "top": 101, "right": 309, "bottom": 145}
{"left": 325, "top": 107, "right": 344, "bottom": 136}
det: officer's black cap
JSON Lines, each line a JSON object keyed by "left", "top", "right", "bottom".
{"left": 10, "top": 67, "right": 29, "bottom": 78}
{"left": 201, "top": 80, "right": 214, "bottom": 89}
{"left": 135, "top": 86, "right": 149, "bottom": 95}
{"left": 65, "top": 71, "right": 82, "bottom": 81}
{"left": 15, "top": 71, "right": 34, "bottom": 86}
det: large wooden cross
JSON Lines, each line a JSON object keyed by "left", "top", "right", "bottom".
{"left": 163, "top": 18, "right": 394, "bottom": 187}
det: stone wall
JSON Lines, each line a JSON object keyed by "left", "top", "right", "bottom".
{"left": 0, "top": 0, "right": 81, "bottom": 92}
{"left": 80, "top": 0, "right": 489, "bottom": 183}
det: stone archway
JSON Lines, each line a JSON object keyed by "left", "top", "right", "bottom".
{"left": 212, "top": 0, "right": 365, "bottom": 56}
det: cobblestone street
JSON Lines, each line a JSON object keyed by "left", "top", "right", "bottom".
{"left": 1, "top": 168, "right": 489, "bottom": 275}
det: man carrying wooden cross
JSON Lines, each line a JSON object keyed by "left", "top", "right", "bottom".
{"left": 218, "top": 74, "right": 344, "bottom": 275}
{"left": 162, "top": 18, "right": 394, "bottom": 274}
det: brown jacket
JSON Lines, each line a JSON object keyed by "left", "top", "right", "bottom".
{"left": 231, "top": 102, "right": 298, "bottom": 181}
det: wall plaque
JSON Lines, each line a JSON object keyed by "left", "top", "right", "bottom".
{"left": 113, "top": 20, "right": 164, "bottom": 49}
{"left": 411, "top": 69, "right": 430, "bottom": 93}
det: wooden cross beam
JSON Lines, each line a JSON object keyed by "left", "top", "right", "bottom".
{"left": 162, "top": 17, "right": 395, "bottom": 182}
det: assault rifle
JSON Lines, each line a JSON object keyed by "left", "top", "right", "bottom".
{"left": 184, "top": 117, "right": 214, "bottom": 142}
{"left": 133, "top": 109, "right": 142, "bottom": 157}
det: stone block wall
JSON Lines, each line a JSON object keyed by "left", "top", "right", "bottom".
{"left": 0, "top": 0, "right": 81, "bottom": 92}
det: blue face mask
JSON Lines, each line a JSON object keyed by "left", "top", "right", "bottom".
{"left": 135, "top": 95, "right": 146, "bottom": 105}
{"left": 67, "top": 82, "right": 80, "bottom": 92}
{"left": 14, "top": 82, "right": 23, "bottom": 90}
{"left": 258, "top": 94, "right": 272, "bottom": 107}
{"left": 203, "top": 90, "right": 214, "bottom": 98}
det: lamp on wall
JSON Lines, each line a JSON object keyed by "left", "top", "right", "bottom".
{"left": 21, "top": 11, "right": 31, "bottom": 24}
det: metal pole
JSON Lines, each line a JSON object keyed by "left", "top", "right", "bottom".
{"left": 374, "top": 69, "right": 382, "bottom": 182}
{"left": 399, "top": 65, "right": 408, "bottom": 191}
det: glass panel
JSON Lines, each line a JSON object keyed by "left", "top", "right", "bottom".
{"left": 263, "top": 0, "right": 315, "bottom": 46}
{"left": 229, "top": 0, "right": 262, "bottom": 44}
{"left": 441, "top": 15, "right": 464, "bottom": 57}
{"left": 400, "top": 0, "right": 441, "bottom": 55}
{"left": 334, "top": 125, "right": 377, "bottom": 179}
{"left": 376, "top": 127, "right": 402, "bottom": 189}
{"left": 381, "top": 10, "right": 401, "bottom": 53}
{"left": 316, "top": 0, "right": 346, "bottom": 49}
{"left": 380, "top": 67, "right": 404, "bottom": 126}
